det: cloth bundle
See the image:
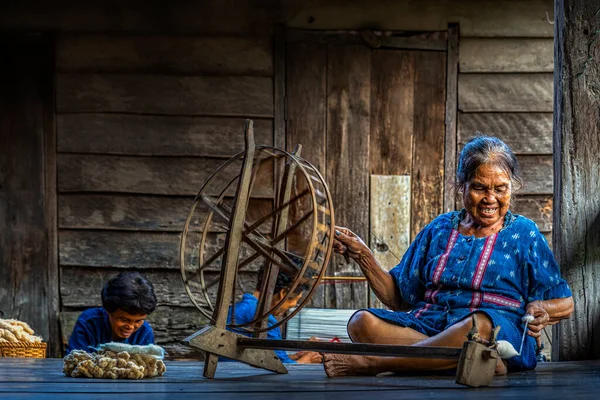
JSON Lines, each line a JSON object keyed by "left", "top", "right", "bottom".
{"left": 63, "top": 343, "right": 166, "bottom": 379}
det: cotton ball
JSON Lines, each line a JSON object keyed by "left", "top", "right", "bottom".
{"left": 497, "top": 340, "right": 519, "bottom": 359}
{"left": 522, "top": 314, "right": 535, "bottom": 324}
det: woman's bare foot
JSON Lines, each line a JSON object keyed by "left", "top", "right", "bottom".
{"left": 495, "top": 358, "right": 508, "bottom": 375}
{"left": 322, "top": 353, "right": 376, "bottom": 377}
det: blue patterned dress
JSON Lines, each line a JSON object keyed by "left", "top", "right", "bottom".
{"left": 366, "top": 210, "right": 572, "bottom": 370}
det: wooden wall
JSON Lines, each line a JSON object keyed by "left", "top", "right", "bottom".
{"left": 1, "top": 0, "right": 557, "bottom": 358}
{"left": 55, "top": 34, "right": 275, "bottom": 358}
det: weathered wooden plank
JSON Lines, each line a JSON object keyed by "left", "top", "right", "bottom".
{"left": 57, "top": 35, "right": 272, "bottom": 76}
{"left": 370, "top": 175, "right": 410, "bottom": 310}
{"left": 516, "top": 155, "right": 553, "bottom": 195}
{"left": 57, "top": 114, "right": 273, "bottom": 156}
{"left": 370, "top": 176, "right": 411, "bottom": 271}
{"left": 57, "top": 154, "right": 273, "bottom": 197}
{"left": 458, "top": 113, "right": 553, "bottom": 153}
{"left": 554, "top": 0, "right": 600, "bottom": 361}
{"left": 326, "top": 44, "right": 370, "bottom": 309}
{"left": 274, "top": 27, "right": 286, "bottom": 151}
{"left": 284, "top": 0, "right": 554, "bottom": 37}
{"left": 511, "top": 195, "right": 553, "bottom": 232}
{"left": 56, "top": 73, "right": 273, "bottom": 117}
{"left": 0, "top": 35, "right": 55, "bottom": 352}
{"left": 58, "top": 194, "right": 273, "bottom": 232}
{"left": 460, "top": 38, "right": 554, "bottom": 73}
{"left": 444, "top": 24, "right": 459, "bottom": 213}
{"left": 370, "top": 50, "right": 414, "bottom": 175}
{"left": 59, "top": 230, "right": 267, "bottom": 271}
{"left": 459, "top": 74, "right": 553, "bottom": 112}
{"left": 0, "top": 0, "right": 278, "bottom": 35}
{"left": 411, "top": 51, "right": 446, "bottom": 240}
{"left": 285, "top": 41, "right": 328, "bottom": 309}
{"left": 286, "top": 30, "right": 447, "bottom": 51}
{"left": 60, "top": 266, "right": 258, "bottom": 308}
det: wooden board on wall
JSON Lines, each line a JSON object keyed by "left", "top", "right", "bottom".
{"left": 0, "top": 0, "right": 278, "bottom": 35}
{"left": 459, "top": 74, "right": 553, "bottom": 112}
{"left": 512, "top": 195, "right": 553, "bottom": 232}
{"left": 459, "top": 38, "right": 554, "bottom": 73}
{"left": 370, "top": 50, "right": 414, "bottom": 176}
{"left": 56, "top": 73, "right": 273, "bottom": 117}
{"left": 57, "top": 35, "right": 273, "bottom": 76}
{"left": 58, "top": 114, "right": 273, "bottom": 156}
{"left": 57, "top": 154, "right": 273, "bottom": 197}
{"left": 458, "top": 112, "right": 553, "bottom": 153}
{"left": 411, "top": 51, "right": 446, "bottom": 239}
{"left": 370, "top": 175, "right": 411, "bottom": 271}
{"left": 283, "top": 0, "right": 554, "bottom": 38}
{"left": 286, "top": 42, "right": 327, "bottom": 172}
{"left": 59, "top": 230, "right": 266, "bottom": 271}
{"left": 60, "top": 266, "right": 258, "bottom": 308}
{"left": 326, "top": 44, "right": 371, "bottom": 309}
{"left": 516, "top": 155, "right": 553, "bottom": 195}
{"left": 58, "top": 194, "right": 273, "bottom": 232}
{"left": 286, "top": 41, "right": 328, "bottom": 308}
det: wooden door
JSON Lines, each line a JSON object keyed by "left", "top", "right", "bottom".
{"left": 285, "top": 31, "right": 448, "bottom": 309}
{"left": 0, "top": 34, "right": 59, "bottom": 355}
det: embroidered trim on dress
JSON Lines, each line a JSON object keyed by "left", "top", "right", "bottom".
{"left": 432, "top": 229, "right": 459, "bottom": 285}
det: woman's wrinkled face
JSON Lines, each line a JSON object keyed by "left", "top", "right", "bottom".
{"left": 107, "top": 309, "right": 147, "bottom": 340}
{"left": 462, "top": 163, "right": 512, "bottom": 228}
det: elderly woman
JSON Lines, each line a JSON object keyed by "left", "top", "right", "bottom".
{"left": 326, "top": 136, "right": 574, "bottom": 377}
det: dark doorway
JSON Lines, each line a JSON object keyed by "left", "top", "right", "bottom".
{"left": 0, "top": 34, "right": 59, "bottom": 356}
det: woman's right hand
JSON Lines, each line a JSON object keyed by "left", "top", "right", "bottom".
{"left": 333, "top": 227, "right": 372, "bottom": 261}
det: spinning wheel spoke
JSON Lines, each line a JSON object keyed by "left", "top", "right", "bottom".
{"left": 243, "top": 188, "right": 310, "bottom": 238}
{"left": 241, "top": 235, "right": 298, "bottom": 275}
{"left": 271, "top": 209, "right": 314, "bottom": 245}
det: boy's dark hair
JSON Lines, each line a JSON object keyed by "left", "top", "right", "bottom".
{"left": 101, "top": 271, "right": 157, "bottom": 315}
{"left": 256, "top": 265, "right": 310, "bottom": 296}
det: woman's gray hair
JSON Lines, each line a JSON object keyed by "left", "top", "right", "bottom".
{"left": 454, "top": 134, "right": 523, "bottom": 197}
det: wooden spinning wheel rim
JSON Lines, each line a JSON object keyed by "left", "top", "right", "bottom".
{"left": 180, "top": 144, "right": 334, "bottom": 333}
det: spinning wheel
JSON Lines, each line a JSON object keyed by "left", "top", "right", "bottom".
{"left": 180, "top": 120, "right": 334, "bottom": 333}
{"left": 180, "top": 120, "right": 500, "bottom": 387}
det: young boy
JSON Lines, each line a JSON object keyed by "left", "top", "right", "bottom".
{"left": 66, "top": 271, "right": 157, "bottom": 353}
{"left": 227, "top": 269, "right": 321, "bottom": 364}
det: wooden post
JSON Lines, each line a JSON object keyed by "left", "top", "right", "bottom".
{"left": 553, "top": 0, "right": 600, "bottom": 360}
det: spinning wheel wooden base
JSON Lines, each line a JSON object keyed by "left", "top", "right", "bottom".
{"left": 180, "top": 120, "right": 500, "bottom": 387}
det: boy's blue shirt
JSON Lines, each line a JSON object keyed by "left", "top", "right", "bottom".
{"left": 66, "top": 307, "right": 155, "bottom": 353}
{"left": 226, "top": 293, "right": 295, "bottom": 363}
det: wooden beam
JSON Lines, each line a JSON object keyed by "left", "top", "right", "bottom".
{"left": 444, "top": 23, "right": 459, "bottom": 213}
{"left": 283, "top": 0, "right": 554, "bottom": 38}
{"left": 0, "top": 0, "right": 278, "bottom": 35}
{"left": 553, "top": 0, "right": 600, "bottom": 361}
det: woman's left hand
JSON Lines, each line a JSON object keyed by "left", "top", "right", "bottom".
{"left": 524, "top": 300, "right": 550, "bottom": 338}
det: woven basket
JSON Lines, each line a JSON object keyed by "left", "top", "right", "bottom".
{"left": 0, "top": 342, "right": 47, "bottom": 358}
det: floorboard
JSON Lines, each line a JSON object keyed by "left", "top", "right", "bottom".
{"left": 1, "top": 358, "right": 599, "bottom": 399}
